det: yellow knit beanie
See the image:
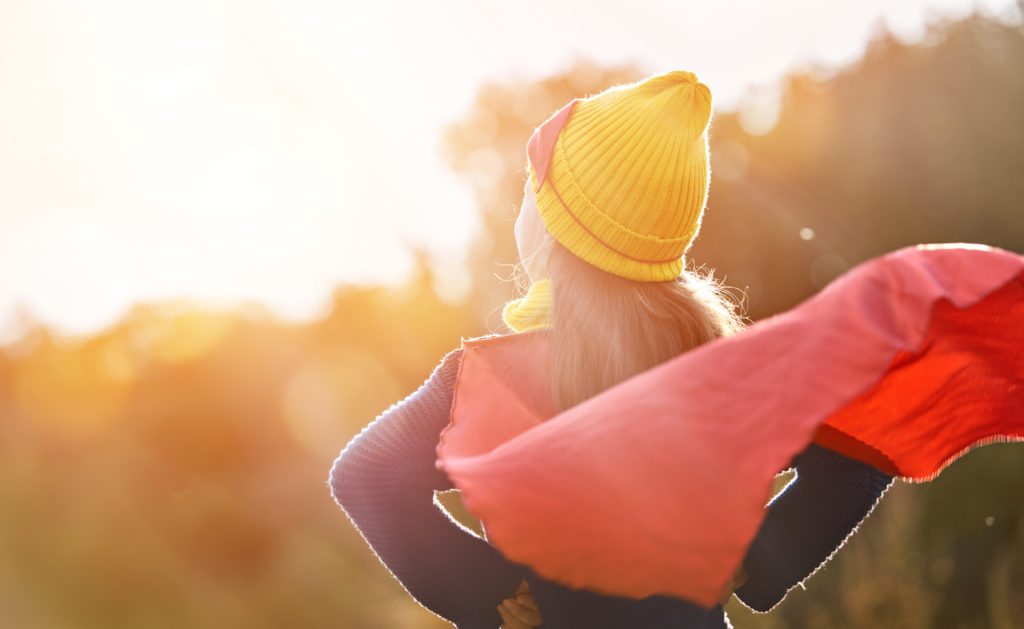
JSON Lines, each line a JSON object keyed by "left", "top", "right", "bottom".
{"left": 526, "top": 70, "right": 713, "bottom": 282}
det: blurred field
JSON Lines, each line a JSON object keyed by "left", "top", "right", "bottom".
{"left": 1, "top": 12, "right": 1023, "bottom": 629}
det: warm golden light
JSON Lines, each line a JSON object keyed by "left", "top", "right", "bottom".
{"left": 2, "top": 0, "right": 1015, "bottom": 340}
{"left": 0, "top": 3, "right": 1021, "bottom": 628}
{"left": 12, "top": 338, "right": 132, "bottom": 437}
{"left": 147, "top": 308, "right": 235, "bottom": 365}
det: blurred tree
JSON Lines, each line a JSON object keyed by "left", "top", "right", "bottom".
{"left": 0, "top": 11, "right": 1021, "bottom": 629}
{"left": 696, "top": 13, "right": 1024, "bottom": 318}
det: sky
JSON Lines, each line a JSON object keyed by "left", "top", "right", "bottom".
{"left": 0, "top": 0, "right": 1019, "bottom": 344}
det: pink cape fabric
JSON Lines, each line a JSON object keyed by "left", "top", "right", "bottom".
{"left": 435, "top": 244, "right": 1024, "bottom": 607}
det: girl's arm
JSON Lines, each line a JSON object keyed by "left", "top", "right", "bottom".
{"left": 735, "top": 443, "right": 894, "bottom": 612}
{"left": 329, "top": 348, "right": 523, "bottom": 629}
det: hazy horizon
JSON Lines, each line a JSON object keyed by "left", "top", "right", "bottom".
{"left": 1, "top": 0, "right": 1019, "bottom": 345}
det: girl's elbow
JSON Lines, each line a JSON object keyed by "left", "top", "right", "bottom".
{"left": 328, "top": 442, "right": 368, "bottom": 509}
{"left": 327, "top": 438, "right": 412, "bottom": 511}
{"left": 328, "top": 450, "right": 350, "bottom": 507}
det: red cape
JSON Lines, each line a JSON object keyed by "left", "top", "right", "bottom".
{"left": 435, "top": 244, "right": 1024, "bottom": 607}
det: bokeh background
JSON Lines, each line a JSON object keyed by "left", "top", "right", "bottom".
{"left": 1, "top": 1, "right": 1023, "bottom": 628}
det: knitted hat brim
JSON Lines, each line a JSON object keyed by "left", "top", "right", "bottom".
{"left": 529, "top": 163, "right": 688, "bottom": 282}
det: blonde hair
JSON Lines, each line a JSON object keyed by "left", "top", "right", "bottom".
{"left": 525, "top": 242, "right": 745, "bottom": 412}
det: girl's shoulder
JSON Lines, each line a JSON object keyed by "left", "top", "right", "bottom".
{"left": 459, "top": 329, "right": 548, "bottom": 352}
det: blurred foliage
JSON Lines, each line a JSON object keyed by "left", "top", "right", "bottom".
{"left": 1, "top": 11, "right": 1023, "bottom": 629}
{"left": 0, "top": 266, "right": 470, "bottom": 629}
{"left": 692, "top": 14, "right": 1024, "bottom": 319}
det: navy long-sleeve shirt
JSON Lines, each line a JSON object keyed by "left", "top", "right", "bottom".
{"left": 330, "top": 347, "right": 893, "bottom": 628}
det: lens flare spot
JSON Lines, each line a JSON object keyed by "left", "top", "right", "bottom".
{"left": 149, "top": 307, "right": 234, "bottom": 365}
{"left": 281, "top": 349, "right": 402, "bottom": 457}
{"left": 809, "top": 252, "right": 850, "bottom": 289}
{"left": 738, "top": 83, "right": 783, "bottom": 136}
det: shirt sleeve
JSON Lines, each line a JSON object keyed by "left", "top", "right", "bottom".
{"left": 735, "top": 442, "right": 894, "bottom": 612}
{"left": 329, "top": 348, "right": 524, "bottom": 629}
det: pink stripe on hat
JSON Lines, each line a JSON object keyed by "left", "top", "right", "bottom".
{"left": 527, "top": 98, "right": 578, "bottom": 189}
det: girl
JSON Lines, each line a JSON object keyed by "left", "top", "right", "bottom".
{"left": 330, "top": 71, "right": 896, "bottom": 628}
